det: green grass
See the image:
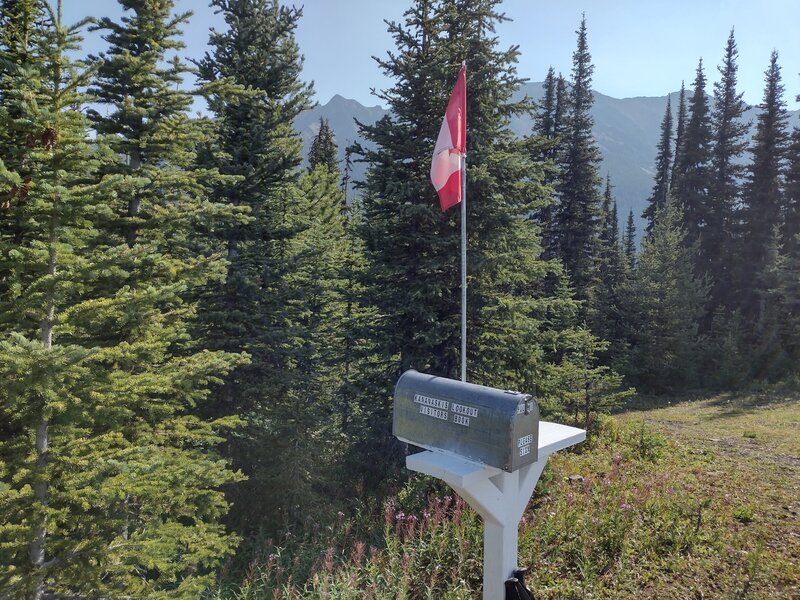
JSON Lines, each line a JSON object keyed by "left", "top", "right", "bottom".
{"left": 623, "top": 383, "right": 800, "bottom": 457}
{"left": 214, "top": 387, "right": 800, "bottom": 599}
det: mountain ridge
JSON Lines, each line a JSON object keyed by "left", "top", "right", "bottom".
{"left": 295, "top": 84, "right": 800, "bottom": 238}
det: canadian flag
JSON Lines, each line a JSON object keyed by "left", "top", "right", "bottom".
{"left": 430, "top": 64, "right": 466, "bottom": 211}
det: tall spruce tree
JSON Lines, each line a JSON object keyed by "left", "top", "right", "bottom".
{"left": 626, "top": 198, "right": 708, "bottom": 392}
{"left": 554, "top": 15, "right": 603, "bottom": 303}
{"left": 0, "top": 3, "right": 244, "bottom": 596}
{"left": 766, "top": 236, "right": 800, "bottom": 374}
{"left": 554, "top": 73, "right": 570, "bottom": 140}
{"left": 282, "top": 158, "right": 351, "bottom": 518}
{"left": 777, "top": 100, "right": 800, "bottom": 368}
{"left": 547, "top": 72, "right": 570, "bottom": 259}
{"left": 600, "top": 176, "right": 619, "bottom": 250}
{"left": 738, "top": 51, "right": 789, "bottom": 324}
{"left": 672, "top": 60, "right": 713, "bottom": 247}
{"left": 308, "top": 117, "right": 339, "bottom": 171}
{"left": 623, "top": 209, "right": 637, "bottom": 270}
{"left": 594, "top": 176, "right": 628, "bottom": 363}
{"left": 194, "top": 0, "right": 353, "bottom": 533}
{"left": 610, "top": 197, "right": 619, "bottom": 250}
{"left": 535, "top": 67, "right": 557, "bottom": 139}
{"left": 750, "top": 230, "right": 792, "bottom": 379}
{"left": 532, "top": 68, "right": 559, "bottom": 183}
{"left": 533, "top": 67, "right": 567, "bottom": 258}
{"left": 670, "top": 81, "right": 688, "bottom": 186}
{"left": 708, "top": 30, "right": 749, "bottom": 308}
{"left": 763, "top": 113, "right": 800, "bottom": 377}
{"left": 643, "top": 96, "right": 673, "bottom": 234}
{"left": 0, "top": 4, "right": 79, "bottom": 594}
{"left": 782, "top": 127, "right": 800, "bottom": 255}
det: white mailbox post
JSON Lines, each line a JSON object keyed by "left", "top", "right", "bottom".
{"left": 406, "top": 421, "right": 585, "bottom": 600}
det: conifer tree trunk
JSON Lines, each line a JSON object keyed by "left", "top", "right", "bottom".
{"left": 30, "top": 418, "right": 47, "bottom": 600}
{"left": 29, "top": 39, "right": 66, "bottom": 595}
{"left": 126, "top": 147, "right": 142, "bottom": 246}
{"left": 31, "top": 216, "right": 57, "bottom": 600}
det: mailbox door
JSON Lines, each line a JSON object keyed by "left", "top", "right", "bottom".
{"left": 509, "top": 400, "right": 539, "bottom": 470}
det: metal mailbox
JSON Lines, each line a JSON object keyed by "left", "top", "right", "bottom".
{"left": 393, "top": 370, "right": 539, "bottom": 471}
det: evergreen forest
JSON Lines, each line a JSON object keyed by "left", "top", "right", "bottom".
{"left": 1, "top": 1, "right": 798, "bottom": 598}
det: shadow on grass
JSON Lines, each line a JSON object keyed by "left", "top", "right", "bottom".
{"left": 614, "top": 379, "right": 800, "bottom": 419}
{"left": 614, "top": 390, "right": 718, "bottom": 414}
{"left": 706, "top": 381, "right": 800, "bottom": 419}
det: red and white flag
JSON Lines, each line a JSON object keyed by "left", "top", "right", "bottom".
{"left": 430, "top": 65, "right": 466, "bottom": 211}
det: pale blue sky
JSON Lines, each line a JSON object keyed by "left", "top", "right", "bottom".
{"left": 64, "top": 0, "right": 799, "bottom": 108}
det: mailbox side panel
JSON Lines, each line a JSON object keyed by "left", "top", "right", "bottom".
{"left": 394, "top": 379, "right": 504, "bottom": 468}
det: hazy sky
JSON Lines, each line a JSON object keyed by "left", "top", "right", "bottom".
{"left": 64, "top": 0, "right": 799, "bottom": 109}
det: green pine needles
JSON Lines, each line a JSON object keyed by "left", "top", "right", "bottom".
{"left": 0, "top": 1, "right": 246, "bottom": 596}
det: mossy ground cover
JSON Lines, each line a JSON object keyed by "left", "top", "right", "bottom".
{"left": 215, "top": 387, "right": 800, "bottom": 599}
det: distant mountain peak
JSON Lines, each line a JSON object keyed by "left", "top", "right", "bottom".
{"left": 298, "top": 84, "right": 800, "bottom": 243}
{"left": 324, "top": 94, "right": 384, "bottom": 111}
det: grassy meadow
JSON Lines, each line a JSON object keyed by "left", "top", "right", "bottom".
{"left": 214, "top": 386, "right": 800, "bottom": 599}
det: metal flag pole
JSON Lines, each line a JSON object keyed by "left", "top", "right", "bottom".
{"left": 461, "top": 152, "right": 467, "bottom": 383}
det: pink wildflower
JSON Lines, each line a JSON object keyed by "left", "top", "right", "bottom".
{"left": 353, "top": 540, "right": 366, "bottom": 564}
{"left": 384, "top": 498, "right": 396, "bottom": 528}
{"left": 323, "top": 546, "right": 335, "bottom": 572}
